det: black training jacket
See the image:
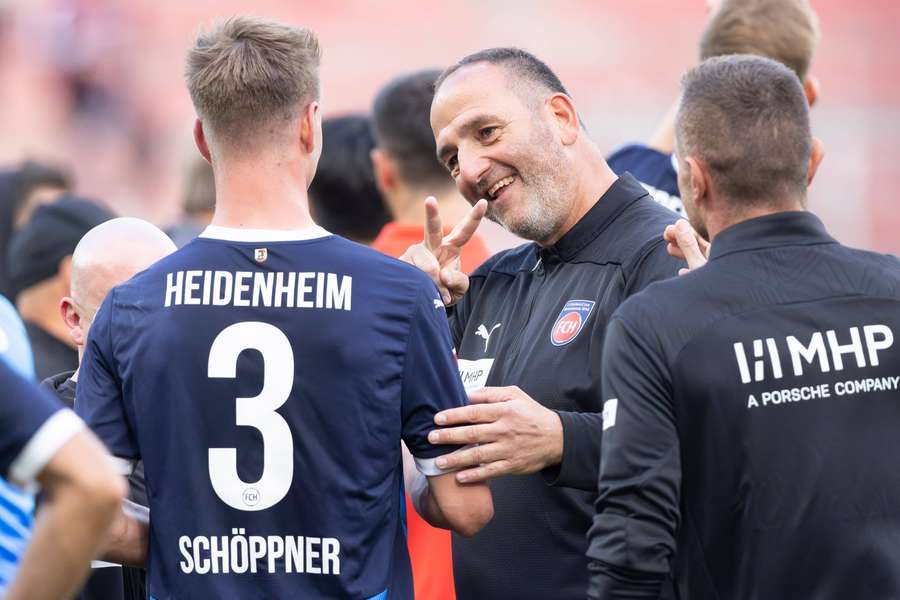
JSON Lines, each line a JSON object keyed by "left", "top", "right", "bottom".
{"left": 448, "top": 173, "right": 682, "bottom": 600}
{"left": 588, "top": 211, "right": 900, "bottom": 599}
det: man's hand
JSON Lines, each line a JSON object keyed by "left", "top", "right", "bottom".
{"left": 664, "top": 219, "right": 710, "bottom": 275}
{"left": 399, "top": 197, "right": 487, "bottom": 305}
{"left": 427, "top": 386, "right": 563, "bottom": 483}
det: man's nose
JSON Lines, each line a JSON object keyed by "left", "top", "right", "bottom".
{"left": 457, "top": 152, "right": 491, "bottom": 192}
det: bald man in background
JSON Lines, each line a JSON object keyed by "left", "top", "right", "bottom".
{"left": 41, "top": 217, "right": 175, "bottom": 600}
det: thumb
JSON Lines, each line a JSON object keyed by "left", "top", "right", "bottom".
{"left": 673, "top": 219, "right": 708, "bottom": 271}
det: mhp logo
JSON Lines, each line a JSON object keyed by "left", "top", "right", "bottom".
{"left": 551, "top": 299, "right": 595, "bottom": 347}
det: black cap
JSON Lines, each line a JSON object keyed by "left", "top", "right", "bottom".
{"left": 6, "top": 195, "right": 114, "bottom": 298}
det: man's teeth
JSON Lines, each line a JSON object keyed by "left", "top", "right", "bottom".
{"left": 488, "top": 176, "right": 515, "bottom": 198}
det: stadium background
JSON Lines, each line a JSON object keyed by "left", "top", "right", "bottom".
{"left": 0, "top": 0, "right": 897, "bottom": 253}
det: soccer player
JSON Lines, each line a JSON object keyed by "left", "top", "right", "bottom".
{"left": 1, "top": 359, "right": 125, "bottom": 600}
{"left": 606, "top": 0, "right": 821, "bottom": 213}
{"left": 75, "top": 17, "right": 492, "bottom": 599}
{"left": 588, "top": 55, "right": 900, "bottom": 599}
{"left": 401, "top": 48, "right": 682, "bottom": 599}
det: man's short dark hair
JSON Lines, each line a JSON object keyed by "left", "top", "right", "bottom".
{"left": 435, "top": 47, "right": 570, "bottom": 99}
{"left": 308, "top": 115, "right": 390, "bottom": 244}
{"left": 676, "top": 54, "right": 812, "bottom": 207}
{"left": 372, "top": 69, "right": 449, "bottom": 188}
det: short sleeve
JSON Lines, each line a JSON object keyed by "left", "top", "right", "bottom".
{"left": 401, "top": 281, "right": 468, "bottom": 475}
{"left": 75, "top": 291, "right": 139, "bottom": 464}
{"left": 586, "top": 314, "right": 680, "bottom": 596}
{"left": 0, "top": 360, "right": 83, "bottom": 489}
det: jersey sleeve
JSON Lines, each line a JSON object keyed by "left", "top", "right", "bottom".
{"left": 586, "top": 314, "right": 680, "bottom": 599}
{"left": 75, "top": 291, "right": 139, "bottom": 468}
{"left": 606, "top": 144, "right": 683, "bottom": 214}
{"left": 401, "top": 281, "right": 468, "bottom": 475}
{"left": 0, "top": 360, "right": 84, "bottom": 489}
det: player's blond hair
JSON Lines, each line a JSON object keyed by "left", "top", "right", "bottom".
{"left": 700, "top": 0, "right": 820, "bottom": 80}
{"left": 186, "top": 16, "right": 321, "bottom": 148}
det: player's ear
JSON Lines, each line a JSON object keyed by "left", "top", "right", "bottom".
{"left": 371, "top": 148, "right": 398, "bottom": 197}
{"left": 547, "top": 93, "right": 579, "bottom": 146}
{"left": 685, "top": 156, "right": 710, "bottom": 208}
{"left": 803, "top": 76, "right": 819, "bottom": 108}
{"left": 299, "top": 101, "right": 320, "bottom": 156}
{"left": 60, "top": 297, "right": 85, "bottom": 346}
{"left": 807, "top": 137, "right": 825, "bottom": 186}
{"left": 194, "top": 120, "right": 212, "bottom": 164}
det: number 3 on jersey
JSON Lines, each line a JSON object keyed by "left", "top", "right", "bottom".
{"left": 207, "top": 322, "right": 294, "bottom": 511}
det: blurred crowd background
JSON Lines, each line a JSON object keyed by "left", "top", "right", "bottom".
{"left": 0, "top": 0, "right": 897, "bottom": 253}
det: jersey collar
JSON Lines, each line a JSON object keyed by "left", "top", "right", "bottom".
{"left": 199, "top": 224, "right": 331, "bottom": 242}
{"left": 709, "top": 211, "right": 836, "bottom": 261}
{"left": 545, "top": 172, "right": 648, "bottom": 261}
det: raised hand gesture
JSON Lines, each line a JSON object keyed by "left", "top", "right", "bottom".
{"left": 400, "top": 197, "right": 487, "bottom": 305}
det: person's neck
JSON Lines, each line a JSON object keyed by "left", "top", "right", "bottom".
{"left": 18, "top": 287, "right": 74, "bottom": 348}
{"left": 388, "top": 184, "right": 472, "bottom": 229}
{"left": 210, "top": 158, "right": 315, "bottom": 230}
{"left": 706, "top": 198, "right": 806, "bottom": 242}
{"left": 539, "top": 143, "right": 618, "bottom": 247}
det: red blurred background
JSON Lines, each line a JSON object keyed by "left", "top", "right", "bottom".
{"left": 1, "top": 0, "right": 897, "bottom": 252}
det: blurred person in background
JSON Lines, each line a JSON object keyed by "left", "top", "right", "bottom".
{"left": 42, "top": 217, "right": 175, "bottom": 600}
{"left": 0, "top": 358, "right": 126, "bottom": 600}
{"left": 370, "top": 68, "right": 492, "bottom": 600}
{"left": 371, "top": 69, "right": 491, "bottom": 274}
{"left": 606, "top": 0, "right": 820, "bottom": 215}
{"left": 167, "top": 155, "right": 215, "bottom": 248}
{"left": 308, "top": 114, "right": 391, "bottom": 244}
{"left": 0, "top": 161, "right": 72, "bottom": 298}
{"left": 6, "top": 195, "right": 113, "bottom": 380}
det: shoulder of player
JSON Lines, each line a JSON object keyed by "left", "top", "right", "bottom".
{"left": 470, "top": 241, "right": 538, "bottom": 279}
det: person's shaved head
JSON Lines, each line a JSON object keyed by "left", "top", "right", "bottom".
{"left": 69, "top": 218, "right": 176, "bottom": 325}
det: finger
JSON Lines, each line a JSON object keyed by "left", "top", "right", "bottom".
{"left": 467, "top": 387, "right": 514, "bottom": 404}
{"left": 678, "top": 267, "right": 691, "bottom": 276}
{"left": 429, "top": 424, "right": 499, "bottom": 447}
{"left": 409, "top": 247, "right": 440, "bottom": 281}
{"left": 666, "top": 241, "right": 686, "bottom": 260}
{"left": 424, "top": 197, "right": 443, "bottom": 251}
{"left": 434, "top": 402, "right": 502, "bottom": 426}
{"left": 434, "top": 442, "right": 502, "bottom": 470}
{"left": 440, "top": 268, "right": 469, "bottom": 300}
{"left": 456, "top": 460, "right": 514, "bottom": 483}
{"left": 673, "top": 219, "right": 708, "bottom": 270}
{"left": 443, "top": 199, "right": 487, "bottom": 249}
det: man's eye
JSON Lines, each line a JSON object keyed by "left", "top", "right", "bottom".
{"left": 478, "top": 126, "right": 498, "bottom": 141}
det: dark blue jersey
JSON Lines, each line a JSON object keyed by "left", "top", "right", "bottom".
{"left": 76, "top": 225, "right": 467, "bottom": 600}
{"left": 606, "top": 144, "right": 683, "bottom": 215}
{"left": 588, "top": 212, "right": 900, "bottom": 599}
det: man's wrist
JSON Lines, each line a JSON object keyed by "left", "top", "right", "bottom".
{"left": 542, "top": 408, "right": 564, "bottom": 469}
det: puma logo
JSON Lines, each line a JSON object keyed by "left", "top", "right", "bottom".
{"left": 475, "top": 323, "right": 502, "bottom": 352}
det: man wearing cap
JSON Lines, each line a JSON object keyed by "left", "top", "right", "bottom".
{"left": 6, "top": 195, "right": 113, "bottom": 380}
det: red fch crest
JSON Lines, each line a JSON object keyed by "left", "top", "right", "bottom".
{"left": 551, "top": 299, "right": 596, "bottom": 347}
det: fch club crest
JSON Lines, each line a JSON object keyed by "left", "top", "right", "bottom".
{"left": 551, "top": 299, "right": 595, "bottom": 346}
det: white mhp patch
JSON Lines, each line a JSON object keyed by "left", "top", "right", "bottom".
{"left": 457, "top": 358, "right": 494, "bottom": 391}
{"left": 602, "top": 398, "right": 618, "bottom": 431}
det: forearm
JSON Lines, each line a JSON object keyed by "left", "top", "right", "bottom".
{"left": 541, "top": 410, "right": 603, "bottom": 490}
{"left": 587, "top": 560, "right": 666, "bottom": 600}
{"left": 7, "top": 487, "right": 119, "bottom": 600}
{"left": 101, "top": 499, "right": 149, "bottom": 566}
{"left": 645, "top": 99, "right": 679, "bottom": 154}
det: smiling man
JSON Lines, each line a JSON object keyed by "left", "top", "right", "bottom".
{"left": 400, "top": 48, "right": 683, "bottom": 599}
